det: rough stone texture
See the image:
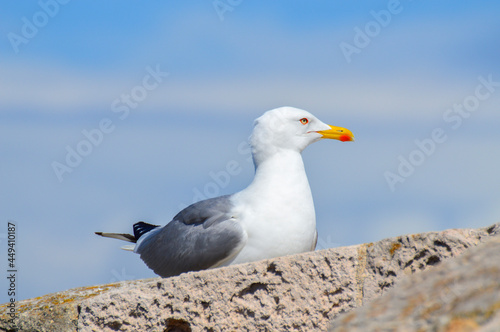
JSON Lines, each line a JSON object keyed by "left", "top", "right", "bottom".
{"left": 360, "top": 224, "right": 500, "bottom": 301}
{"left": 0, "top": 283, "right": 132, "bottom": 332}
{"left": 330, "top": 234, "right": 500, "bottom": 332}
{"left": 1, "top": 222, "right": 498, "bottom": 332}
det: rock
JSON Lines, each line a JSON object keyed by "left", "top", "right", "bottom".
{"left": 0, "top": 283, "right": 133, "bottom": 332}
{"left": 329, "top": 233, "right": 500, "bottom": 332}
{"left": 1, "top": 222, "right": 498, "bottom": 332}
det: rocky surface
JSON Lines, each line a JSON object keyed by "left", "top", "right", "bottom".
{"left": 330, "top": 233, "right": 500, "bottom": 332}
{"left": 0, "top": 222, "right": 498, "bottom": 332}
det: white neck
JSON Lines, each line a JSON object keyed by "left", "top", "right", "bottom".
{"left": 238, "top": 149, "right": 315, "bottom": 213}
{"left": 229, "top": 148, "right": 317, "bottom": 263}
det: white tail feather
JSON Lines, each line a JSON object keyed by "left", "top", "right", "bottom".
{"left": 120, "top": 244, "right": 136, "bottom": 251}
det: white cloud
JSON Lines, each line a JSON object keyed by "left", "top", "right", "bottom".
{"left": 4, "top": 58, "right": 499, "bottom": 127}
{"left": 2, "top": 5, "right": 499, "bottom": 122}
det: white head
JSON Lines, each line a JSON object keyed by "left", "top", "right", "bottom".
{"left": 250, "top": 106, "right": 354, "bottom": 165}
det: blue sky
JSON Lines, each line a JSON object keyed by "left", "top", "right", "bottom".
{"left": 1, "top": 1, "right": 500, "bottom": 302}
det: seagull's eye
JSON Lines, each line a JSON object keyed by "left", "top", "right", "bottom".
{"left": 299, "top": 118, "right": 309, "bottom": 125}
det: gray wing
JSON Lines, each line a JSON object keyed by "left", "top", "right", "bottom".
{"left": 135, "top": 195, "right": 246, "bottom": 277}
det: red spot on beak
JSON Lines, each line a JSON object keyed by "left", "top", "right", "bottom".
{"left": 339, "top": 134, "right": 352, "bottom": 142}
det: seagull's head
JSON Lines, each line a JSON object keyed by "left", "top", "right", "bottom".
{"left": 250, "top": 106, "right": 354, "bottom": 161}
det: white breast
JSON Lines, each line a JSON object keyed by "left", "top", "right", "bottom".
{"left": 226, "top": 150, "right": 317, "bottom": 265}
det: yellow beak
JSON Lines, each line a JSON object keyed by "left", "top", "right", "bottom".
{"left": 317, "top": 125, "right": 354, "bottom": 142}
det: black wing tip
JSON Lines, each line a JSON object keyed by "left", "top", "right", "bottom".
{"left": 133, "top": 221, "right": 160, "bottom": 240}
{"left": 95, "top": 232, "right": 103, "bottom": 236}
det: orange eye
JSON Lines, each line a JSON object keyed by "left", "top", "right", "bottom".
{"left": 300, "top": 118, "right": 309, "bottom": 125}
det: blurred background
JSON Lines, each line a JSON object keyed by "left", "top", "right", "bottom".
{"left": 1, "top": 1, "right": 499, "bottom": 302}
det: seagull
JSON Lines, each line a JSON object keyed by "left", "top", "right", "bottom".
{"left": 96, "top": 106, "right": 354, "bottom": 277}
